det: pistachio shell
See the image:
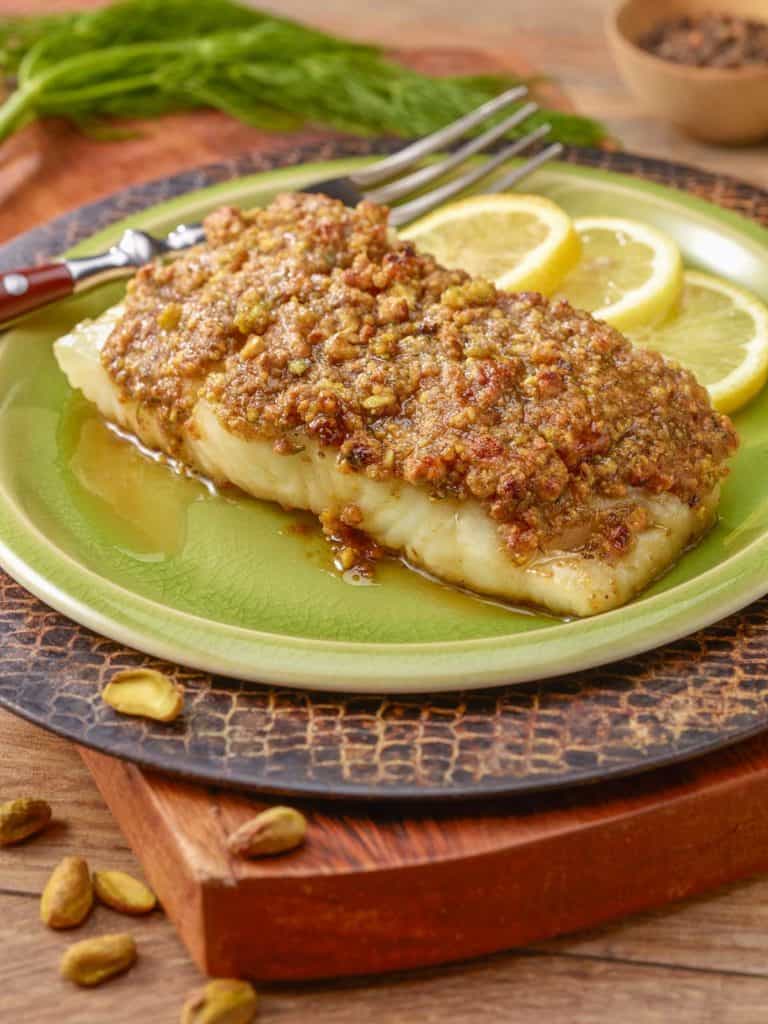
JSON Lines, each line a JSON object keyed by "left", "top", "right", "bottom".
{"left": 93, "top": 870, "right": 157, "bottom": 915}
{"left": 102, "top": 668, "right": 183, "bottom": 722}
{"left": 0, "top": 797, "right": 51, "bottom": 846}
{"left": 40, "top": 856, "right": 93, "bottom": 929}
{"left": 181, "top": 979, "right": 258, "bottom": 1024}
{"left": 60, "top": 933, "right": 137, "bottom": 987}
{"left": 226, "top": 806, "right": 307, "bottom": 858}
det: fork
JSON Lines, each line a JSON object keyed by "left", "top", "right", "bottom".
{"left": 0, "top": 85, "right": 562, "bottom": 329}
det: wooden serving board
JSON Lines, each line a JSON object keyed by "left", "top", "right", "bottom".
{"left": 80, "top": 734, "right": 768, "bottom": 981}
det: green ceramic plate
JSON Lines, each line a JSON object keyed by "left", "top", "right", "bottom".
{"left": 1, "top": 156, "right": 768, "bottom": 694}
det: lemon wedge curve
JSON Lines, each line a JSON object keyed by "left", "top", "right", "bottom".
{"left": 400, "top": 194, "right": 581, "bottom": 295}
{"left": 557, "top": 216, "right": 683, "bottom": 332}
{"left": 629, "top": 269, "right": 768, "bottom": 415}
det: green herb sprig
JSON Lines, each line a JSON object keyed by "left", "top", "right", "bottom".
{"left": 0, "top": 0, "right": 607, "bottom": 148}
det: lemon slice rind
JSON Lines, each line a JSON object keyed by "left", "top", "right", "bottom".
{"left": 635, "top": 269, "right": 768, "bottom": 415}
{"left": 402, "top": 194, "right": 581, "bottom": 295}
{"left": 566, "top": 216, "right": 683, "bottom": 332}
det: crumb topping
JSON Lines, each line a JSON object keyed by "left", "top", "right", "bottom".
{"left": 102, "top": 192, "right": 738, "bottom": 562}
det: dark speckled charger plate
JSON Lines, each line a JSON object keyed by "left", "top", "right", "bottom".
{"left": 2, "top": 138, "right": 768, "bottom": 801}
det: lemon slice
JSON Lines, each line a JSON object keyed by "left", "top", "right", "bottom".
{"left": 557, "top": 217, "right": 683, "bottom": 331}
{"left": 401, "top": 194, "right": 581, "bottom": 294}
{"left": 628, "top": 270, "right": 768, "bottom": 414}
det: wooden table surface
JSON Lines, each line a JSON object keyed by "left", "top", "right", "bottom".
{"left": 2, "top": 1, "right": 768, "bottom": 1021}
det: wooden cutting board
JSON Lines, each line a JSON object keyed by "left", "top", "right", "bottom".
{"left": 8, "top": 41, "right": 768, "bottom": 983}
{"left": 80, "top": 735, "right": 768, "bottom": 981}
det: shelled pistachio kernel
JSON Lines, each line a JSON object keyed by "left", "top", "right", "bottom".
{"left": 181, "top": 978, "right": 258, "bottom": 1024}
{"left": 93, "top": 870, "right": 157, "bottom": 916}
{"left": 40, "top": 855, "right": 94, "bottom": 929}
{"left": 226, "top": 806, "right": 307, "bottom": 858}
{"left": 0, "top": 797, "right": 51, "bottom": 846}
{"left": 102, "top": 668, "right": 183, "bottom": 722}
{"left": 60, "top": 933, "right": 137, "bottom": 987}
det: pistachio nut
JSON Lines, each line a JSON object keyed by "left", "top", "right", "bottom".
{"left": 60, "top": 933, "right": 137, "bottom": 987}
{"left": 102, "top": 668, "right": 183, "bottom": 722}
{"left": 181, "top": 978, "right": 258, "bottom": 1024}
{"left": 40, "top": 855, "right": 93, "bottom": 929}
{"left": 226, "top": 806, "right": 307, "bottom": 858}
{"left": 0, "top": 797, "right": 51, "bottom": 846}
{"left": 93, "top": 870, "right": 157, "bottom": 915}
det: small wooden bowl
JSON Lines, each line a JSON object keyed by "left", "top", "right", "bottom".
{"left": 607, "top": 0, "right": 768, "bottom": 144}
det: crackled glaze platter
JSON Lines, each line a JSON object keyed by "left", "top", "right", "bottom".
{"left": 2, "top": 150, "right": 768, "bottom": 695}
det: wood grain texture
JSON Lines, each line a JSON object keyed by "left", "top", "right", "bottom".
{"left": 76, "top": 732, "right": 768, "bottom": 981}
{"left": 5, "top": 712, "right": 768, "bottom": 1023}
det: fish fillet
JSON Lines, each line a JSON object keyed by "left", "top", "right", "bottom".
{"left": 53, "top": 194, "right": 738, "bottom": 617}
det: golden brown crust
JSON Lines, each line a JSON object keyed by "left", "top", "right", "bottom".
{"left": 101, "top": 192, "right": 738, "bottom": 562}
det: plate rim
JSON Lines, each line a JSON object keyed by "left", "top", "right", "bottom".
{"left": 1, "top": 151, "right": 768, "bottom": 694}
{"left": 4, "top": 674, "right": 768, "bottom": 802}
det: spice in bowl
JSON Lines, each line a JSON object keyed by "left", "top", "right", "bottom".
{"left": 639, "top": 12, "right": 768, "bottom": 69}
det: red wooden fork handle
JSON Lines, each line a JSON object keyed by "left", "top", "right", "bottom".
{"left": 0, "top": 263, "right": 74, "bottom": 326}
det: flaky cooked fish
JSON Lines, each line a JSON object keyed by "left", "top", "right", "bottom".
{"left": 54, "top": 194, "right": 738, "bottom": 617}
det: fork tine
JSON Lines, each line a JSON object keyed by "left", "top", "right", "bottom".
{"left": 388, "top": 123, "right": 553, "bottom": 228}
{"left": 348, "top": 85, "right": 528, "bottom": 188}
{"left": 485, "top": 141, "right": 564, "bottom": 194}
{"left": 363, "top": 101, "right": 540, "bottom": 206}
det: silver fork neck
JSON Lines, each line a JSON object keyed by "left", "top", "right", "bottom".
{"left": 66, "top": 224, "right": 205, "bottom": 289}
{"left": 67, "top": 249, "right": 137, "bottom": 288}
